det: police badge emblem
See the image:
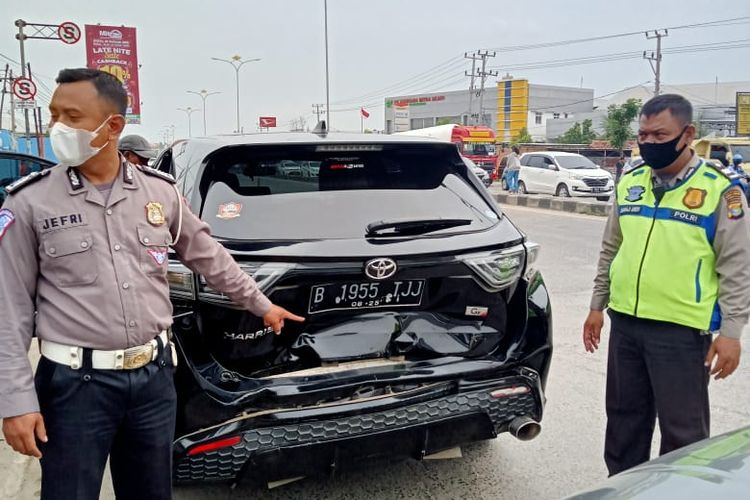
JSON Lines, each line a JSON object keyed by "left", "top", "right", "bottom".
{"left": 682, "top": 188, "right": 707, "bottom": 209}
{"left": 146, "top": 202, "right": 166, "bottom": 226}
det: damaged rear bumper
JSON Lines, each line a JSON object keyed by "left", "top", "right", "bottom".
{"left": 173, "top": 367, "right": 544, "bottom": 484}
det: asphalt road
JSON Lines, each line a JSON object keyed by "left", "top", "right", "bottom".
{"left": 3, "top": 205, "right": 749, "bottom": 499}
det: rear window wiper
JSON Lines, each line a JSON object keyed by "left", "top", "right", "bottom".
{"left": 365, "top": 218, "right": 472, "bottom": 237}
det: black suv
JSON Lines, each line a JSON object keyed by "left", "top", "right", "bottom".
{"left": 156, "top": 131, "right": 553, "bottom": 485}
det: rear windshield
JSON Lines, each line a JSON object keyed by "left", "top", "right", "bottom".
{"left": 199, "top": 144, "right": 499, "bottom": 240}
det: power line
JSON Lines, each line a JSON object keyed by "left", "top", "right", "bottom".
{"left": 331, "top": 55, "right": 465, "bottom": 105}
{"left": 489, "top": 39, "right": 750, "bottom": 72}
{"left": 331, "top": 16, "right": 750, "bottom": 106}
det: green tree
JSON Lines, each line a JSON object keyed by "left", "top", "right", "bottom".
{"left": 558, "top": 119, "right": 597, "bottom": 144}
{"left": 605, "top": 98, "right": 641, "bottom": 153}
{"left": 512, "top": 127, "right": 533, "bottom": 145}
{"left": 436, "top": 117, "right": 454, "bottom": 126}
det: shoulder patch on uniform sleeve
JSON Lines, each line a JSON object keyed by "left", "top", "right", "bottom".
{"left": 723, "top": 188, "right": 744, "bottom": 220}
{"left": 137, "top": 165, "right": 176, "bottom": 184}
{"left": 4, "top": 168, "right": 52, "bottom": 195}
{"left": 0, "top": 208, "right": 15, "bottom": 241}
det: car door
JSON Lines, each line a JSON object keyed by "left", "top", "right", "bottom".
{"left": 538, "top": 156, "right": 560, "bottom": 194}
{"left": 522, "top": 155, "right": 545, "bottom": 192}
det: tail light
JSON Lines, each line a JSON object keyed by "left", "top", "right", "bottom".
{"left": 199, "top": 262, "right": 295, "bottom": 305}
{"left": 167, "top": 262, "right": 195, "bottom": 299}
{"left": 524, "top": 241, "right": 541, "bottom": 279}
{"left": 459, "top": 245, "right": 526, "bottom": 291}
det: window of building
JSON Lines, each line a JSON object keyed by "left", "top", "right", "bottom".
{"left": 535, "top": 112, "right": 543, "bottom": 125}
{"left": 410, "top": 118, "right": 436, "bottom": 130}
{"left": 553, "top": 113, "right": 560, "bottom": 120}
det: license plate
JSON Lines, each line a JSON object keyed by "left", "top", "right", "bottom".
{"left": 309, "top": 280, "right": 425, "bottom": 314}
{"left": 592, "top": 187, "right": 604, "bottom": 192}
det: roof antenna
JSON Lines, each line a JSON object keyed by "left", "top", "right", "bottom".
{"left": 312, "top": 120, "right": 328, "bottom": 137}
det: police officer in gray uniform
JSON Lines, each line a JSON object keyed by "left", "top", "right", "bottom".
{"left": 0, "top": 68, "right": 304, "bottom": 500}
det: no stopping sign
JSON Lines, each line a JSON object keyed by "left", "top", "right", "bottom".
{"left": 12, "top": 77, "right": 37, "bottom": 101}
{"left": 57, "top": 22, "right": 81, "bottom": 44}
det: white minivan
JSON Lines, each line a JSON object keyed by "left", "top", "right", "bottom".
{"left": 518, "top": 151, "right": 614, "bottom": 201}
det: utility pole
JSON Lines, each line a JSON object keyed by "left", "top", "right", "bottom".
{"left": 466, "top": 51, "right": 497, "bottom": 126}
{"left": 323, "top": 0, "right": 331, "bottom": 129}
{"left": 15, "top": 20, "right": 32, "bottom": 152}
{"left": 312, "top": 103, "right": 325, "bottom": 123}
{"left": 464, "top": 52, "right": 480, "bottom": 125}
{"left": 0, "top": 65, "right": 9, "bottom": 131}
{"left": 8, "top": 69, "right": 17, "bottom": 135}
{"left": 0, "top": 68, "right": 19, "bottom": 137}
{"left": 644, "top": 29, "right": 668, "bottom": 97}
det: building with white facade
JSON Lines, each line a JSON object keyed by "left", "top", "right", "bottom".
{"left": 384, "top": 79, "right": 595, "bottom": 142}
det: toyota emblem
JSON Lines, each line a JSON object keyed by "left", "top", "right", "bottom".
{"left": 364, "top": 258, "right": 397, "bottom": 280}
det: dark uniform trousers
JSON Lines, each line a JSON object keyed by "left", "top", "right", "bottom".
{"left": 35, "top": 338, "right": 176, "bottom": 500}
{"left": 605, "top": 310, "right": 712, "bottom": 475}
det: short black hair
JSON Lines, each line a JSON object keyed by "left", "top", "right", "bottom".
{"left": 56, "top": 68, "right": 128, "bottom": 115}
{"left": 512, "top": 146, "right": 520, "bottom": 154}
{"left": 640, "top": 94, "right": 693, "bottom": 126}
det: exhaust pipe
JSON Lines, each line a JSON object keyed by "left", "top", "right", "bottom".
{"left": 508, "top": 416, "right": 541, "bottom": 441}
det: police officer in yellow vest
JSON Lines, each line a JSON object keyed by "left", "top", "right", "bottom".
{"left": 583, "top": 94, "right": 750, "bottom": 476}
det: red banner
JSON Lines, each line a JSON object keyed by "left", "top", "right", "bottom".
{"left": 85, "top": 25, "right": 140, "bottom": 124}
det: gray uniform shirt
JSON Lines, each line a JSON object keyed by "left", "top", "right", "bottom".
{"left": 0, "top": 161, "right": 272, "bottom": 418}
{"left": 591, "top": 153, "right": 750, "bottom": 339}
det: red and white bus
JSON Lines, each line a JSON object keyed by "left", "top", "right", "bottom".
{"left": 397, "top": 124, "right": 498, "bottom": 178}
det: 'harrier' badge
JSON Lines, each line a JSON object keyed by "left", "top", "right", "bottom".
{"left": 146, "top": 202, "right": 165, "bottom": 226}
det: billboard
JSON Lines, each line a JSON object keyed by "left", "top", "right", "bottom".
{"left": 259, "top": 116, "right": 277, "bottom": 128}
{"left": 85, "top": 25, "right": 141, "bottom": 124}
{"left": 737, "top": 92, "right": 750, "bottom": 136}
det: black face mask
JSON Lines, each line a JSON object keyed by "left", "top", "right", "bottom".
{"left": 638, "top": 126, "right": 689, "bottom": 170}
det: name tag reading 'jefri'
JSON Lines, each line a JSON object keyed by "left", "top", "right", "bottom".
{"left": 39, "top": 213, "right": 86, "bottom": 233}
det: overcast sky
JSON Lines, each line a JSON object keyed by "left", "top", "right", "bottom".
{"left": 1, "top": 0, "right": 748, "bottom": 142}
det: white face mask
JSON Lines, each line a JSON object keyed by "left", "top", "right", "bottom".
{"left": 50, "top": 116, "right": 112, "bottom": 166}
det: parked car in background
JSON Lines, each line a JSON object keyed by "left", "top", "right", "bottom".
{"left": 0, "top": 151, "right": 55, "bottom": 206}
{"left": 463, "top": 157, "right": 492, "bottom": 187}
{"left": 693, "top": 137, "right": 750, "bottom": 173}
{"left": 518, "top": 152, "right": 614, "bottom": 201}
{"left": 565, "top": 424, "right": 750, "bottom": 499}
{"left": 155, "top": 130, "right": 553, "bottom": 487}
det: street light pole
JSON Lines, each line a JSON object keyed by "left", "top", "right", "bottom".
{"left": 324, "top": 0, "right": 331, "bottom": 129}
{"left": 187, "top": 89, "right": 220, "bottom": 135}
{"left": 177, "top": 107, "right": 198, "bottom": 137}
{"left": 212, "top": 55, "right": 261, "bottom": 133}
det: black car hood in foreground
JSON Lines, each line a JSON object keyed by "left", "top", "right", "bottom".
{"left": 566, "top": 425, "right": 750, "bottom": 499}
